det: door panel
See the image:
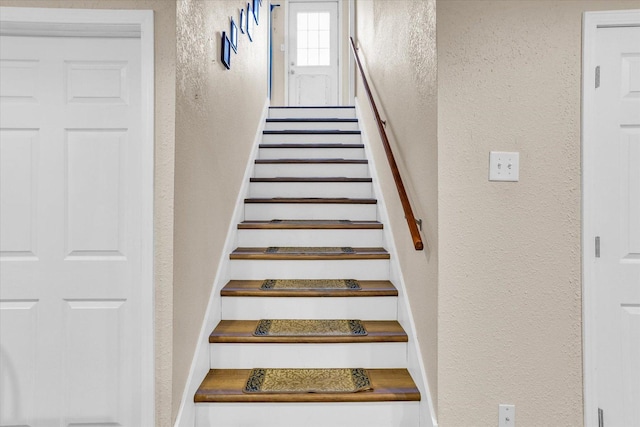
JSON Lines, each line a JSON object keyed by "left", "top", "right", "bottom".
{"left": 0, "top": 129, "right": 38, "bottom": 259}
{"left": 593, "top": 25, "right": 640, "bottom": 427}
{"left": 0, "top": 34, "right": 142, "bottom": 427}
{"left": 288, "top": 1, "right": 338, "bottom": 106}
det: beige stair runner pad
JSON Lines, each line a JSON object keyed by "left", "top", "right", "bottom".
{"left": 260, "top": 279, "right": 361, "bottom": 290}
{"left": 243, "top": 368, "right": 372, "bottom": 394}
{"left": 253, "top": 319, "right": 367, "bottom": 336}
{"left": 265, "top": 246, "right": 355, "bottom": 254}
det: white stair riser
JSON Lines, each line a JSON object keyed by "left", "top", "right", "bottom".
{"left": 258, "top": 147, "right": 365, "bottom": 159}
{"left": 264, "top": 121, "right": 359, "bottom": 131}
{"left": 236, "top": 228, "right": 383, "bottom": 247}
{"left": 244, "top": 203, "right": 377, "bottom": 220}
{"left": 248, "top": 182, "right": 372, "bottom": 198}
{"left": 196, "top": 402, "right": 420, "bottom": 427}
{"left": 228, "top": 259, "right": 389, "bottom": 280}
{"left": 221, "top": 296, "right": 397, "bottom": 320}
{"left": 268, "top": 107, "right": 356, "bottom": 119}
{"left": 210, "top": 343, "right": 407, "bottom": 369}
{"left": 253, "top": 163, "right": 370, "bottom": 178}
{"left": 262, "top": 133, "right": 361, "bottom": 144}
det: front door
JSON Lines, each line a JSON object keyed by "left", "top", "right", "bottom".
{"left": 288, "top": 1, "right": 339, "bottom": 106}
{"left": 0, "top": 22, "right": 148, "bottom": 426}
{"left": 585, "top": 15, "right": 640, "bottom": 427}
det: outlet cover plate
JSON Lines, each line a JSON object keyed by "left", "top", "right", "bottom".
{"left": 499, "top": 404, "right": 515, "bottom": 427}
{"left": 489, "top": 151, "right": 519, "bottom": 182}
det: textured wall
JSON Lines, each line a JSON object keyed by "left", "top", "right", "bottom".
{"left": 354, "top": 0, "right": 438, "bottom": 409}
{"left": 437, "top": 1, "right": 639, "bottom": 426}
{"left": 173, "top": 0, "right": 268, "bottom": 421}
{"left": 0, "top": 1, "right": 177, "bottom": 426}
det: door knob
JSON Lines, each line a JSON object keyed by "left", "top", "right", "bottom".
{"left": 290, "top": 70, "right": 295, "bottom": 75}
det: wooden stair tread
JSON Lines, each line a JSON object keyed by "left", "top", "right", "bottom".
{"left": 259, "top": 143, "right": 364, "bottom": 148}
{"left": 269, "top": 106, "right": 355, "bottom": 109}
{"left": 264, "top": 130, "right": 361, "bottom": 135}
{"left": 250, "top": 177, "right": 372, "bottom": 183}
{"left": 210, "top": 320, "right": 407, "bottom": 343}
{"left": 230, "top": 247, "right": 389, "bottom": 260}
{"left": 244, "top": 197, "right": 376, "bottom": 204}
{"left": 195, "top": 368, "right": 420, "bottom": 403}
{"left": 265, "top": 118, "right": 358, "bottom": 123}
{"left": 238, "top": 220, "right": 383, "bottom": 230}
{"left": 221, "top": 280, "right": 398, "bottom": 297}
{"left": 255, "top": 158, "right": 368, "bottom": 164}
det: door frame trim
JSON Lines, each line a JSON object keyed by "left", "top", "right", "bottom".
{"left": 0, "top": 7, "right": 156, "bottom": 425}
{"left": 582, "top": 9, "right": 640, "bottom": 427}
{"left": 285, "top": 0, "right": 343, "bottom": 106}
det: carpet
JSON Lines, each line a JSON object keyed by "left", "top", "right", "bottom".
{"left": 260, "top": 279, "right": 361, "bottom": 290}
{"left": 253, "top": 319, "right": 367, "bottom": 336}
{"left": 243, "top": 368, "right": 372, "bottom": 394}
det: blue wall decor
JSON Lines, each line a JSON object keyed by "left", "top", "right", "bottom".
{"left": 247, "top": 3, "right": 254, "bottom": 42}
{"left": 252, "top": 0, "right": 260, "bottom": 25}
{"left": 221, "top": 31, "right": 231, "bottom": 69}
{"left": 230, "top": 17, "right": 238, "bottom": 53}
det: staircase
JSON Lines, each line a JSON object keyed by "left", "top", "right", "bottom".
{"left": 192, "top": 106, "right": 425, "bottom": 427}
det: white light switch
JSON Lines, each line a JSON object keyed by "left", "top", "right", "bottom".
{"left": 280, "top": 43, "right": 285, "bottom": 52}
{"left": 489, "top": 151, "right": 519, "bottom": 182}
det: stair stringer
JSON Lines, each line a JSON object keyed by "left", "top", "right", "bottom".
{"left": 355, "top": 100, "right": 438, "bottom": 427}
{"left": 173, "top": 98, "right": 270, "bottom": 427}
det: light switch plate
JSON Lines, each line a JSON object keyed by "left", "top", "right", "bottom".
{"left": 489, "top": 151, "right": 519, "bottom": 182}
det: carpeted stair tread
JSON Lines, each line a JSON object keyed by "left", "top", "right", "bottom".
{"left": 210, "top": 320, "right": 406, "bottom": 343}
{"left": 243, "top": 368, "right": 372, "bottom": 394}
{"left": 238, "top": 219, "right": 383, "bottom": 230}
{"left": 221, "top": 280, "right": 398, "bottom": 297}
{"left": 260, "top": 278, "right": 361, "bottom": 290}
{"left": 252, "top": 319, "right": 367, "bottom": 336}
{"left": 230, "top": 247, "right": 389, "bottom": 260}
{"left": 195, "top": 368, "right": 420, "bottom": 403}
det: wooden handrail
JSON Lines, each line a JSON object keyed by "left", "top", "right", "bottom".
{"left": 349, "top": 37, "right": 424, "bottom": 251}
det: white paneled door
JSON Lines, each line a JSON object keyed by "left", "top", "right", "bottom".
{"left": 0, "top": 26, "right": 148, "bottom": 427}
{"left": 585, "top": 15, "right": 640, "bottom": 427}
{"left": 288, "top": 1, "right": 339, "bottom": 106}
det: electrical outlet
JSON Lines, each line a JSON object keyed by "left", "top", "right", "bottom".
{"left": 489, "top": 151, "right": 519, "bottom": 182}
{"left": 499, "top": 404, "right": 515, "bottom": 427}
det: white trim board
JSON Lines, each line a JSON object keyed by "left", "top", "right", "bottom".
{"left": 173, "top": 98, "right": 270, "bottom": 427}
{"left": 0, "top": 6, "right": 156, "bottom": 425}
{"left": 582, "top": 9, "right": 640, "bottom": 427}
